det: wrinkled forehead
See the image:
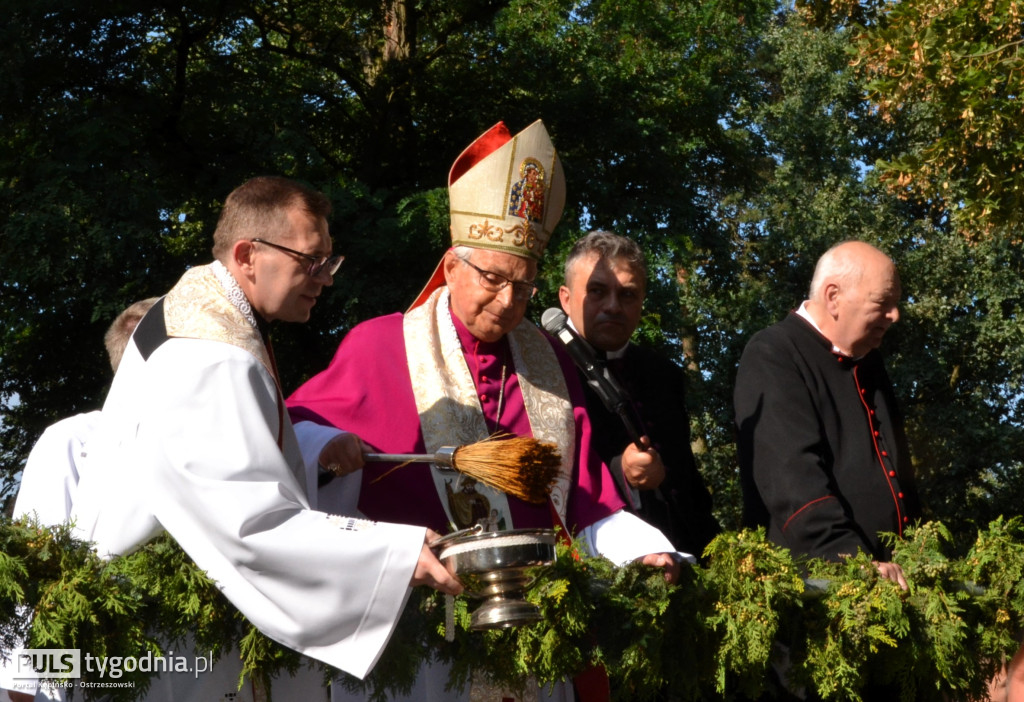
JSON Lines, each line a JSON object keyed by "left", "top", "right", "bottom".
{"left": 856, "top": 259, "right": 901, "bottom": 299}
{"left": 467, "top": 247, "right": 537, "bottom": 277}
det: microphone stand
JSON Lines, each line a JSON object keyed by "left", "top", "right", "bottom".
{"left": 541, "top": 308, "right": 645, "bottom": 449}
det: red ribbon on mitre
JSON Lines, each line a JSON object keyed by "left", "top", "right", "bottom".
{"left": 408, "top": 122, "right": 513, "bottom": 311}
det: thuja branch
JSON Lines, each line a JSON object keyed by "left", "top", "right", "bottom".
{"left": 2, "top": 517, "right": 1023, "bottom": 701}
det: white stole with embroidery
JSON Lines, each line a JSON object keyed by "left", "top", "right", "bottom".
{"left": 403, "top": 287, "right": 574, "bottom": 530}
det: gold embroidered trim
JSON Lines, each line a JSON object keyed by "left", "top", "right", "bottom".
{"left": 463, "top": 219, "right": 541, "bottom": 253}
{"left": 403, "top": 288, "right": 572, "bottom": 525}
{"left": 163, "top": 265, "right": 275, "bottom": 378}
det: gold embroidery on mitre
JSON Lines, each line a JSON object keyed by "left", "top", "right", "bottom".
{"left": 448, "top": 120, "right": 564, "bottom": 262}
{"left": 467, "top": 219, "right": 505, "bottom": 243}
{"left": 508, "top": 221, "right": 540, "bottom": 251}
{"left": 465, "top": 220, "right": 542, "bottom": 253}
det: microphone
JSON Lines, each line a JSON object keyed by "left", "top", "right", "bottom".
{"left": 541, "top": 308, "right": 645, "bottom": 448}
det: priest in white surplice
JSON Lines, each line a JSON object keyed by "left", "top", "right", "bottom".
{"left": 70, "top": 176, "right": 462, "bottom": 685}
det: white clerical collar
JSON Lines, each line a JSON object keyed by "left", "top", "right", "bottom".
{"left": 566, "top": 318, "right": 629, "bottom": 359}
{"left": 605, "top": 342, "right": 629, "bottom": 360}
{"left": 795, "top": 301, "right": 857, "bottom": 358}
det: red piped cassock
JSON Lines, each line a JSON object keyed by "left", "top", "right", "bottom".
{"left": 734, "top": 312, "right": 922, "bottom": 561}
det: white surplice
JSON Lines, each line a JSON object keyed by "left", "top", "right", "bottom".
{"left": 70, "top": 263, "right": 426, "bottom": 684}
{"left": 13, "top": 411, "right": 101, "bottom": 526}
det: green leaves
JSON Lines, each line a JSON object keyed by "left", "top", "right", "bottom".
{"left": 5, "top": 518, "right": 1024, "bottom": 701}
{"left": 855, "top": 0, "right": 1024, "bottom": 236}
{"left": 3, "top": 11, "right": 1024, "bottom": 700}
{"left": 702, "top": 528, "right": 804, "bottom": 697}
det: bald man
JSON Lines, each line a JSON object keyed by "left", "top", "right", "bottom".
{"left": 734, "top": 241, "right": 922, "bottom": 588}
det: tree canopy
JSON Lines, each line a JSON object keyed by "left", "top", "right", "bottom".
{"left": 853, "top": 0, "right": 1024, "bottom": 237}
{"left": 2, "top": 0, "right": 1022, "bottom": 552}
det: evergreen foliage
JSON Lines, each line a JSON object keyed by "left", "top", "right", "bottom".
{"left": 3, "top": 517, "right": 1023, "bottom": 701}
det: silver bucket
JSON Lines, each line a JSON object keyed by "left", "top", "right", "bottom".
{"left": 437, "top": 528, "right": 558, "bottom": 629}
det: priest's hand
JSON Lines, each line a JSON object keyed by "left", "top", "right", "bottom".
{"left": 318, "top": 432, "right": 366, "bottom": 477}
{"left": 414, "top": 529, "right": 464, "bottom": 595}
{"left": 622, "top": 436, "right": 666, "bottom": 490}
{"left": 872, "top": 560, "right": 909, "bottom": 591}
{"left": 639, "top": 551, "right": 682, "bottom": 584}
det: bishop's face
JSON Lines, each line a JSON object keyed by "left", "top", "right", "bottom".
{"left": 443, "top": 248, "right": 537, "bottom": 342}
{"left": 247, "top": 207, "right": 334, "bottom": 323}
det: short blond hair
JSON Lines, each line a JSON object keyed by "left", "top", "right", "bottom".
{"left": 104, "top": 298, "right": 159, "bottom": 372}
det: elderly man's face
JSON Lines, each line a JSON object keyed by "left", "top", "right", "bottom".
{"left": 247, "top": 207, "right": 334, "bottom": 323}
{"left": 559, "top": 251, "right": 645, "bottom": 352}
{"left": 444, "top": 248, "right": 537, "bottom": 342}
{"left": 834, "top": 259, "right": 901, "bottom": 357}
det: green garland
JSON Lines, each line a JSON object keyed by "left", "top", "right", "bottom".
{"left": 2, "top": 516, "right": 1023, "bottom": 701}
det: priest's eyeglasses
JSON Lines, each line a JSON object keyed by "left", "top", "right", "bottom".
{"left": 458, "top": 256, "right": 538, "bottom": 301}
{"left": 251, "top": 238, "right": 345, "bottom": 277}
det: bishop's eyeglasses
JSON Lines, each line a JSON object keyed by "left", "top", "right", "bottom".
{"left": 251, "top": 238, "right": 344, "bottom": 277}
{"left": 458, "top": 256, "right": 538, "bottom": 301}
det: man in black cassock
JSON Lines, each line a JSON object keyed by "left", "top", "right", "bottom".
{"left": 734, "top": 240, "right": 926, "bottom": 702}
{"left": 734, "top": 240, "right": 921, "bottom": 586}
{"left": 558, "top": 230, "right": 720, "bottom": 558}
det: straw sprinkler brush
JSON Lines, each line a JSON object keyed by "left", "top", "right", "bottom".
{"left": 365, "top": 434, "right": 561, "bottom": 504}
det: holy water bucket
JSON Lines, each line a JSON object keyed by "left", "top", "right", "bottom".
{"left": 436, "top": 527, "right": 557, "bottom": 630}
